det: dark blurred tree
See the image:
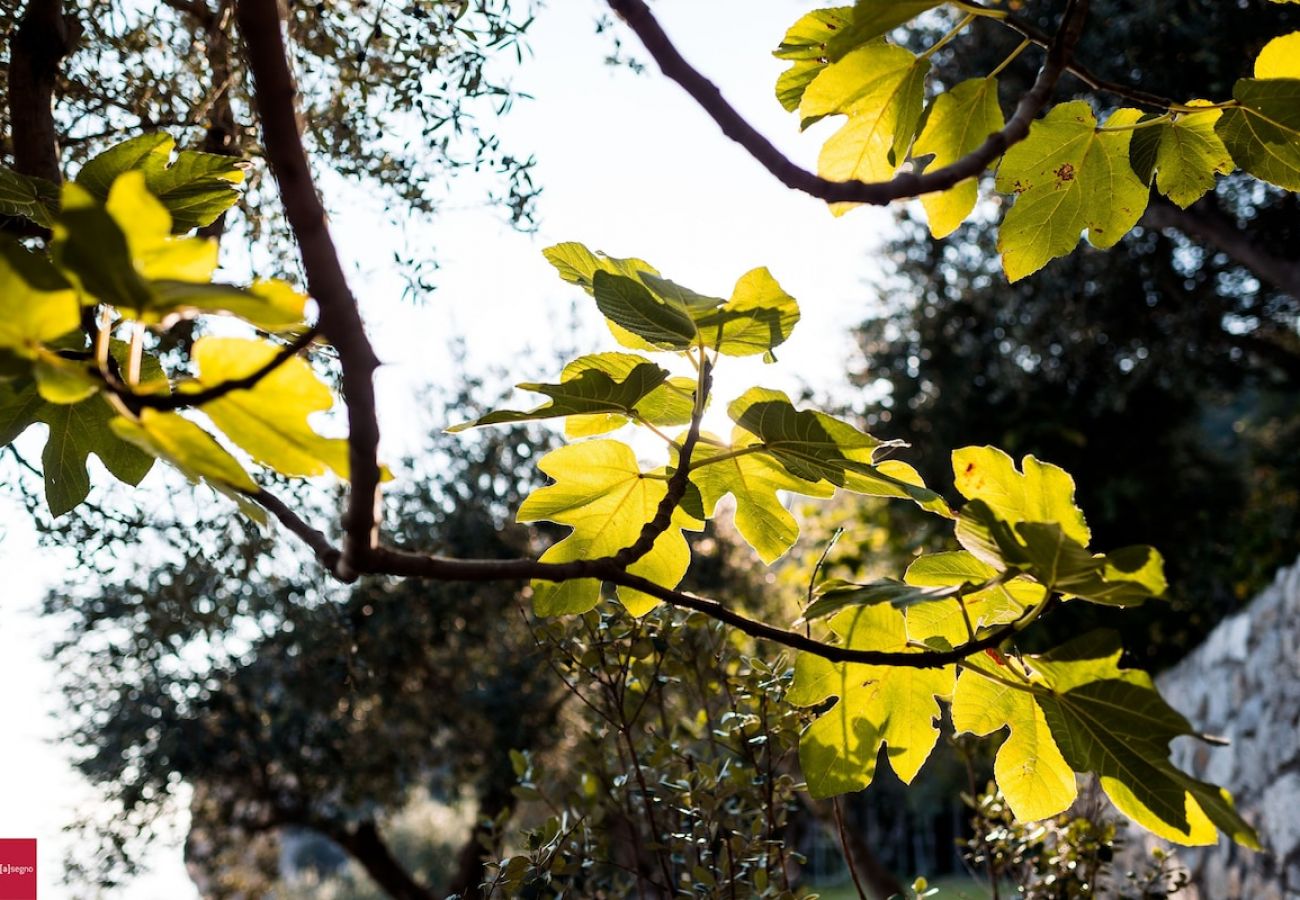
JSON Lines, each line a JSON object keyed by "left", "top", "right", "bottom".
{"left": 43, "top": 377, "right": 566, "bottom": 898}
{"left": 849, "top": 0, "right": 1300, "bottom": 667}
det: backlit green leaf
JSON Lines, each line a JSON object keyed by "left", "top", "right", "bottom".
{"left": 1129, "top": 105, "right": 1233, "bottom": 207}
{"left": 789, "top": 604, "right": 954, "bottom": 796}
{"left": 0, "top": 243, "right": 79, "bottom": 356}
{"left": 189, "top": 337, "right": 349, "bottom": 479}
{"left": 0, "top": 167, "right": 59, "bottom": 227}
{"left": 689, "top": 426, "right": 832, "bottom": 564}
{"left": 110, "top": 408, "right": 257, "bottom": 495}
{"left": 996, "top": 103, "right": 1149, "bottom": 281}
{"left": 802, "top": 42, "right": 930, "bottom": 213}
{"left": 76, "top": 133, "right": 244, "bottom": 231}
{"left": 1216, "top": 79, "right": 1300, "bottom": 191}
{"left": 516, "top": 439, "right": 702, "bottom": 617}
{"left": 914, "top": 77, "right": 1004, "bottom": 238}
{"left": 449, "top": 359, "right": 674, "bottom": 433}
{"left": 773, "top": 8, "right": 854, "bottom": 112}
{"left": 560, "top": 353, "right": 695, "bottom": 437}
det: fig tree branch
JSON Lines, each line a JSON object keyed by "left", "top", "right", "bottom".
{"left": 602, "top": 0, "right": 1089, "bottom": 206}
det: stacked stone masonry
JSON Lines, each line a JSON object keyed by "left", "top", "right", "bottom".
{"left": 1127, "top": 556, "right": 1300, "bottom": 898}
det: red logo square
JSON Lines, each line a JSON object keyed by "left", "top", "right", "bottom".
{"left": 0, "top": 840, "right": 36, "bottom": 900}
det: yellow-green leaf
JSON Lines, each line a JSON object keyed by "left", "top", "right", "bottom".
{"left": 802, "top": 43, "right": 930, "bottom": 214}
{"left": 1254, "top": 31, "right": 1300, "bottom": 78}
{"left": 515, "top": 439, "right": 701, "bottom": 617}
{"left": 996, "top": 103, "right": 1149, "bottom": 280}
{"left": 1129, "top": 104, "right": 1233, "bottom": 208}
{"left": 0, "top": 244, "right": 79, "bottom": 356}
{"left": 111, "top": 408, "right": 257, "bottom": 494}
{"left": 189, "top": 336, "right": 349, "bottom": 479}
{"left": 789, "top": 604, "right": 954, "bottom": 796}
{"left": 689, "top": 426, "right": 832, "bottom": 564}
{"left": 560, "top": 353, "right": 695, "bottom": 437}
{"left": 952, "top": 446, "right": 1090, "bottom": 546}
{"left": 902, "top": 550, "right": 1040, "bottom": 646}
{"left": 914, "top": 77, "right": 1004, "bottom": 238}
{"left": 773, "top": 8, "right": 854, "bottom": 112}
{"left": 951, "top": 662, "right": 1078, "bottom": 822}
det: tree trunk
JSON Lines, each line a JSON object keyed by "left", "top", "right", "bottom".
{"left": 8, "top": 0, "right": 79, "bottom": 182}
{"left": 334, "top": 820, "right": 438, "bottom": 900}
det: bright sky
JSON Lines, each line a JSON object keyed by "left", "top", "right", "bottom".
{"left": 0, "top": 1, "right": 899, "bottom": 895}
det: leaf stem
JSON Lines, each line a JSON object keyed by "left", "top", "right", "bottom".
{"left": 921, "top": 13, "right": 976, "bottom": 60}
{"left": 951, "top": 0, "right": 1008, "bottom": 20}
{"left": 126, "top": 322, "right": 145, "bottom": 387}
{"left": 1095, "top": 111, "right": 1172, "bottom": 132}
{"left": 989, "top": 37, "right": 1030, "bottom": 78}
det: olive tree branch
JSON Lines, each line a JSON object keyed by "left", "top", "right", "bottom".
{"left": 237, "top": 0, "right": 383, "bottom": 578}
{"left": 602, "top": 0, "right": 1089, "bottom": 206}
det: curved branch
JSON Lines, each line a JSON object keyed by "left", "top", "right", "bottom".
{"left": 237, "top": 0, "right": 383, "bottom": 579}
{"left": 603, "top": 0, "right": 1089, "bottom": 206}
{"left": 1143, "top": 197, "right": 1300, "bottom": 301}
{"left": 959, "top": 0, "right": 1178, "bottom": 110}
{"left": 250, "top": 485, "right": 1049, "bottom": 669}
{"left": 611, "top": 356, "right": 710, "bottom": 568}
{"left": 104, "top": 327, "right": 320, "bottom": 413}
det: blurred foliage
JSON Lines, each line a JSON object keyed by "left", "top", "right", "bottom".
{"left": 40, "top": 370, "right": 566, "bottom": 893}
{"left": 849, "top": 0, "right": 1300, "bottom": 668}
{"left": 0, "top": 0, "right": 539, "bottom": 280}
{"left": 962, "top": 784, "right": 1189, "bottom": 900}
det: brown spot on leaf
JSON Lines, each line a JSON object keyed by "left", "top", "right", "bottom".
{"left": 1055, "top": 162, "right": 1076, "bottom": 183}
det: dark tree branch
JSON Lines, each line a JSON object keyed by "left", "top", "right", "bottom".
{"left": 8, "top": 0, "right": 80, "bottom": 182}
{"left": 102, "top": 327, "right": 321, "bottom": 413}
{"left": 249, "top": 484, "right": 1051, "bottom": 669}
{"left": 960, "top": 0, "right": 1178, "bottom": 110}
{"left": 1143, "top": 196, "right": 1300, "bottom": 301}
{"left": 237, "top": 0, "right": 384, "bottom": 579}
{"left": 611, "top": 356, "right": 709, "bottom": 569}
{"left": 603, "top": 0, "right": 1089, "bottom": 206}
{"left": 331, "top": 820, "right": 437, "bottom": 900}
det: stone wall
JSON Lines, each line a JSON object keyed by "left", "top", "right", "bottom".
{"left": 1133, "top": 556, "right": 1300, "bottom": 898}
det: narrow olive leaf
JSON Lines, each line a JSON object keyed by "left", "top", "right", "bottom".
{"left": 914, "top": 77, "right": 1004, "bottom": 238}
{"left": 1129, "top": 105, "right": 1233, "bottom": 207}
{"left": 0, "top": 243, "right": 80, "bottom": 356}
{"left": 802, "top": 42, "right": 930, "bottom": 213}
{"left": 773, "top": 7, "right": 854, "bottom": 112}
{"left": 0, "top": 167, "right": 59, "bottom": 227}
{"left": 561, "top": 353, "right": 695, "bottom": 437}
{"left": 515, "top": 439, "right": 702, "bottom": 617}
{"left": 788, "top": 604, "right": 954, "bottom": 797}
{"left": 76, "top": 132, "right": 244, "bottom": 231}
{"left": 996, "top": 103, "right": 1149, "bottom": 281}
{"left": 689, "top": 426, "right": 832, "bottom": 564}
{"left": 449, "top": 360, "right": 672, "bottom": 433}
{"left": 189, "top": 337, "right": 349, "bottom": 479}
{"left": 824, "top": 0, "right": 943, "bottom": 60}
{"left": 1030, "top": 633, "right": 1259, "bottom": 848}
